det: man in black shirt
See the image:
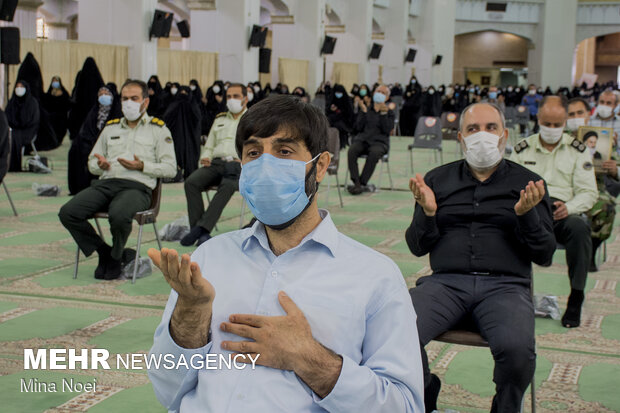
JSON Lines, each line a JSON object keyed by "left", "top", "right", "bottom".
{"left": 407, "top": 103, "right": 556, "bottom": 413}
{"left": 347, "top": 84, "right": 395, "bottom": 194}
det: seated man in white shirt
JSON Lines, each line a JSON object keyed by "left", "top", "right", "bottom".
{"left": 147, "top": 95, "right": 424, "bottom": 412}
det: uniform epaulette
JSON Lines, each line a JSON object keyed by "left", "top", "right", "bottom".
{"left": 150, "top": 117, "right": 165, "bottom": 127}
{"left": 570, "top": 138, "right": 586, "bottom": 153}
{"left": 215, "top": 112, "right": 227, "bottom": 118}
{"left": 105, "top": 118, "right": 121, "bottom": 126}
{"left": 514, "top": 140, "right": 529, "bottom": 154}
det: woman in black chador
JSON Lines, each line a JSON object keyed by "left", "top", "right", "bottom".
{"left": 67, "top": 57, "right": 104, "bottom": 142}
{"left": 163, "top": 86, "right": 201, "bottom": 179}
{"left": 399, "top": 76, "right": 423, "bottom": 136}
{"left": 42, "top": 76, "right": 71, "bottom": 146}
{"left": 67, "top": 84, "right": 121, "bottom": 194}
{"left": 326, "top": 83, "right": 354, "bottom": 149}
{"left": 5, "top": 81, "right": 40, "bottom": 171}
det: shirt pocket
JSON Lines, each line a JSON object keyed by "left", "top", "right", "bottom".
{"left": 106, "top": 136, "right": 129, "bottom": 160}
{"left": 134, "top": 133, "right": 157, "bottom": 160}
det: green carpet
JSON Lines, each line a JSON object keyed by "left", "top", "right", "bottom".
{"left": 0, "top": 136, "right": 619, "bottom": 412}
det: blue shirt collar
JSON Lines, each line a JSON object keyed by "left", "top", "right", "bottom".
{"left": 241, "top": 209, "right": 338, "bottom": 257}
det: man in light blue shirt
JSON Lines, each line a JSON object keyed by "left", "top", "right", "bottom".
{"left": 147, "top": 95, "right": 424, "bottom": 412}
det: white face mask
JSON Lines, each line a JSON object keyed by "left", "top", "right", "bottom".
{"left": 596, "top": 104, "right": 613, "bottom": 119}
{"left": 247, "top": 92, "right": 254, "bottom": 102}
{"left": 507, "top": 87, "right": 513, "bottom": 92}
{"left": 528, "top": 89, "right": 536, "bottom": 95}
{"left": 463, "top": 131, "right": 503, "bottom": 170}
{"left": 189, "top": 85, "right": 196, "bottom": 91}
{"left": 566, "top": 117, "right": 586, "bottom": 131}
{"left": 15, "top": 87, "right": 26, "bottom": 97}
{"left": 170, "top": 87, "right": 178, "bottom": 95}
{"left": 213, "top": 85, "right": 221, "bottom": 94}
{"left": 539, "top": 125, "right": 564, "bottom": 144}
{"left": 253, "top": 85, "right": 260, "bottom": 93}
{"left": 428, "top": 89, "right": 435, "bottom": 95}
{"left": 227, "top": 98, "right": 244, "bottom": 114}
{"left": 122, "top": 100, "right": 145, "bottom": 122}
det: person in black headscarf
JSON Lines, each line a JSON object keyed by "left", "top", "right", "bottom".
{"left": 292, "top": 86, "right": 310, "bottom": 103}
{"left": 163, "top": 86, "right": 201, "bottom": 180}
{"left": 400, "top": 76, "right": 423, "bottom": 136}
{"left": 147, "top": 75, "right": 164, "bottom": 118}
{"left": 421, "top": 86, "right": 442, "bottom": 117}
{"left": 67, "top": 57, "right": 104, "bottom": 142}
{"left": 327, "top": 83, "right": 355, "bottom": 149}
{"left": 67, "top": 84, "right": 121, "bottom": 194}
{"left": 189, "top": 79, "right": 203, "bottom": 106}
{"left": 250, "top": 82, "right": 264, "bottom": 103}
{"left": 202, "top": 80, "right": 226, "bottom": 136}
{"left": 42, "top": 76, "right": 71, "bottom": 146}
{"left": 0, "top": 109, "right": 9, "bottom": 183}
{"left": 161, "top": 82, "right": 180, "bottom": 113}
{"left": 5, "top": 81, "right": 40, "bottom": 171}
{"left": 15, "top": 53, "right": 58, "bottom": 151}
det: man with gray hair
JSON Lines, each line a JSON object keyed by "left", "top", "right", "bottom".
{"left": 406, "top": 102, "right": 556, "bottom": 412}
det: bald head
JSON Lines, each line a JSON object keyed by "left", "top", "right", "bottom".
{"left": 459, "top": 102, "right": 505, "bottom": 135}
{"left": 538, "top": 96, "right": 567, "bottom": 128}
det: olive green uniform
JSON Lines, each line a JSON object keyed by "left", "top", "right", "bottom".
{"left": 511, "top": 133, "right": 597, "bottom": 290}
{"left": 184, "top": 110, "right": 244, "bottom": 232}
{"left": 59, "top": 115, "right": 177, "bottom": 260}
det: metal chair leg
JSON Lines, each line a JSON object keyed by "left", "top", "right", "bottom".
{"left": 530, "top": 374, "right": 536, "bottom": 413}
{"left": 386, "top": 159, "right": 394, "bottom": 190}
{"left": 205, "top": 192, "right": 219, "bottom": 232}
{"left": 153, "top": 222, "right": 162, "bottom": 250}
{"left": 335, "top": 174, "right": 343, "bottom": 207}
{"left": 132, "top": 224, "right": 144, "bottom": 284}
{"left": 439, "top": 149, "right": 444, "bottom": 165}
{"left": 2, "top": 181, "right": 18, "bottom": 216}
{"left": 377, "top": 160, "right": 384, "bottom": 191}
{"left": 325, "top": 175, "right": 331, "bottom": 207}
{"left": 73, "top": 247, "right": 80, "bottom": 279}
{"left": 409, "top": 149, "right": 414, "bottom": 174}
{"left": 94, "top": 218, "right": 105, "bottom": 242}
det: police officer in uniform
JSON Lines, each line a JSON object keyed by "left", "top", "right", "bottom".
{"left": 566, "top": 97, "right": 620, "bottom": 271}
{"left": 59, "top": 79, "right": 177, "bottom": 280}
{"left": 180, "top": 83, "right": 248, "bottom": 247}
{"left": 511, "top": 96, "right": 598, "bottom": 328}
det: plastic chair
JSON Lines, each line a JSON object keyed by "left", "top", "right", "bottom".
{"left": 73, "top": 179, "right": 164, "bottom": 284}
{"left": 515, "top": 105, "right": 531, "bottom": 137}
{"left": 345, "top": 152, "right": 393, "bottom": 191}
{"left": 440, "top": 112, "right": 461, "bottom": 157}
{"left": 2, "top": 128, "right": 18, "bottom": 216}
{"left": 409, "top": 116, "right": 443, "bottom": 174}
{"left": 325, "top": 127, "right": 343, "bottom": 207}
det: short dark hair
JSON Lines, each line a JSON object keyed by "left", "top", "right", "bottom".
{"left": 567, "top": 97, "right": 590, "bottom": 112}
{"left": 236, "top": 95, "right": 329, "bottom": 158}
{"left": 227, "top": 83, "right": 247, "bottom": 97}
{"left": 121, "top": 79, "right": 148, "bottom": 98}
{"left": 540, "top": 95, "right": 568, "bottom": 113}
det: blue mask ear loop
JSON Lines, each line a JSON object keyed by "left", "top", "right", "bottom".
{"left": 266, "top": 152, "right": 323, "bottom": 231}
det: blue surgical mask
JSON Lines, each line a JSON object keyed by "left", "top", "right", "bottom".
{"left": 239, "top": 153, "right": 320, "bottom": 228}
{"left": 373, "top": 92, "right": 386, "bottom": 103}
{"left": 489, "top": 92, "right": 497, "bottom": 99}
{"left": 98, "top": 94, "right": 113, "bottom": 106}
{"left": 335, "top": 92, "right": 343, "bottom": 99}
{"left": 359, "top": 89, "right": 367, "bottom": 97}
{"left": 52, "top": 81, "right": 60, "bottom": 89}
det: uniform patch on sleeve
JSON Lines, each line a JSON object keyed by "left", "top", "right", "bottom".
{"left": 571, "top": 139, "right": 586, "bottom": 152}
{"left": 583, "top": 161, "right": 593, "bottom": 171}
{"left": 514, "top": 140, "right": 529, "bottom": 154}
{"left": 164, "top": 137, "right": 173, "bottom": 143}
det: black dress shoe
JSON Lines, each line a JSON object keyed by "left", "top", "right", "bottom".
{"left": 348, "top": 184, "right": 363, "bottom": 195}
{"left": 180, "top": 226, "right": 207, "bottom": 246}
{"left": 104, "top": 258, "right": 123, "bottom": 280}
{"left": 562, "top": 289, "right": 585, "bottom": 328}
{"left": 94, "top": 245, "right": 112, "bottom": 279}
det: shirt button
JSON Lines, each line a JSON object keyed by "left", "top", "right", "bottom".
{"left": 471, "top": 234, "right": 476, "bottom": 238}
{"left": 236, "top": 394, "right": 245, "bottom": 400}
{"left": 271, "top": 271, "right": 277, "bottom": 278}
{"left": 474, "top": 202, "right": 480, "bottom": 207}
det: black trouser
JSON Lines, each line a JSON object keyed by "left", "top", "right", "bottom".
{"left": 553, "top": 214, "right": 591, "bottom": 290}
{"left": 59, "top": 179, "right": 151, "bottom": 260}
{"left": 347, "top": 141, "right": 386, "bottom": 186}
{"left": 410, "top": 274, "right": 535, "bottom": 413}
{"left": 184, "top": 158, "right": 241, "bottom": 232}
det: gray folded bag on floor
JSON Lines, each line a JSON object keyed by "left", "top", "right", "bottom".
{"left": 534, "top": 294, "right": 560, "bottom": 320}
{"left": 32, "top": 183, "right": 61, "bottom": 196}
{"left": 158, "top": 216, "right": 190, "bottom": 241}
{"left": 120, "top": 257, "right": 152, "bottom": 280}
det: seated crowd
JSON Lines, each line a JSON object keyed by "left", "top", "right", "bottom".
{"left": 2, "top": 60, "right": 620, "bottom": 411}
